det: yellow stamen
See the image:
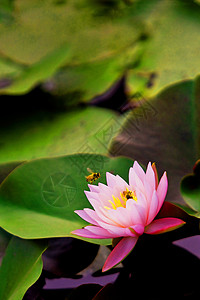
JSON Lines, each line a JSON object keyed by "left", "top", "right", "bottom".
{"left": 104, "top": 206, "right": 111, "bottom": 210}
{"left": 108, "top": 200, "right": 116, "bottom": 210}
{"left": 104, "top": 188, "right": 137, "bottom": 210}
{"left": 112, "top": 195, "right": 123, "bottom": 207}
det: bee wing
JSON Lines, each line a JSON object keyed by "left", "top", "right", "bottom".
{"left": 87, "top": 167, "right": 93, "bottom": 173}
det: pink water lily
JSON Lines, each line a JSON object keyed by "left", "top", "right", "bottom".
{"left": 72, "top": 161, "right": 185, "bottom": 272}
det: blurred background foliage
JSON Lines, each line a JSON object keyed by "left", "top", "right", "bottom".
{"left": 1, "top": 0, "right": 200, "bottom": 98}
{"left": 1, "top": 0, "right": 200, "bottom": 299}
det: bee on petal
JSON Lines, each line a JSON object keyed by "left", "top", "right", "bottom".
{"left": 85, "top": 168, "right": 100, "bottom": 184}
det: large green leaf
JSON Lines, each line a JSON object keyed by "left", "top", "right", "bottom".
{"left": 0, "top": 237, "right": 47, "bottom": 300}
{"left": 0, "top": 106, "right": 124, "bottom": 164}
{"left": 0, "top": 0, "right": 140, "bottom": 64}
{"left": 0, "top": 154, "right": 133, "bottom": 244}
{"left": 109, "top": 79, "right": 200, "bottom": 205}
{"left": 127, "top": 0, "right": 200, "bottom": 98}
{"left": 43, "top": 55, "right": 124, "bottom": 102}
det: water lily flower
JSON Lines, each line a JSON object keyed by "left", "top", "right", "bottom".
{"left": 72, "top": 161, "right": 185, "bottom": 272}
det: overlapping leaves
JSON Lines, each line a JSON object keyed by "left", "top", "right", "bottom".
{"left": 2, "top": 0, "right": 200, "bottom": 101}
{"left": 109, "top": 78, "right": 200, "bottom": 206}
{"left": 0, "top": 0, "right": 142, "bottom": 97}
{"left": 0, "top": 237, "right": 47, "bottom": 300}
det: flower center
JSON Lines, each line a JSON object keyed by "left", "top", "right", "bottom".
{"left": 122, "top": 189, "right": 136, "bottom": 200}
{"left": 104, "top": 188, "right": 137, "bottom": 210}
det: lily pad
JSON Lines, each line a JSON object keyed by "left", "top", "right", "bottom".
{"left": 109, "top": 79, "right": 200, "bottom": 205}
{"left": 0, "top": 0, "right": 141, "bottom": 65}
{"left": 127, "top": 0, "right": 200, "bottom": 97}
{"left": 0, "top": 237, "right": 47, "bottom": 300}
{"left": 1, "top": 44, "right": 71, "bottom": 95}
{"left": 0, "top": 106, "right": 123, "bottom": 164}
{"left": 0, "top": 154, "right": 133, "bottom": 244}
{"left": 43, "top": 55, "right": 124, "bottom": 102}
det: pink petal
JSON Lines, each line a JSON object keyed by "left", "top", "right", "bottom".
{"left": 146, "top": 162, "right": 155, "bottom": 191}
{"left": 98, "top": 183, "right": 113, "bottom": 196}
{"left": 135, "top": 187, "right": 148, "bottom": 210}
{"left": 130, "top": 224, "right": 144, "bottom": 236}
{"left": 126, "top": 200, "right": 146, "bottom": 225}
{"left": 71, "top": 227, "right": 112, "bottom": 239}
{"left": 106, "top": 172, "right": 116, "bottom": 188}
{"left": 129, "top": 168, "right": 145, "bottom": 193}
{"left": 115, "top": 175, "right": 129, "bottom": 190}
{"left": 144, "top": 177, "right": 154, "bottom": 205}
{"left": 144, "top": 217, "right": 185, "bottom": 235}
{"left": 98, "top": 192, "right": 112, "bottom": 205}
{"left": 107, "top": 206, "right": 132, "bottom": 227}
{"left": 152, "top": 163, "right": 158, "bottom": 189}
{"left": 87, "top": 198, "right": 117, "bottom": 226}
{"left": 88, "top": 184, "right": 100, "bottom": 193}
{"left": 94, "top": 221, "right": 136, "bottom": 237}
{"left": 84, "top": 191, "right": 99, "bottom": 202}
{"left": 133, "top": 161, "right": 145, "bottom": 183}
{"left": 146, "top": 190, "right": 159, "bottom": 225}
{"left": 85, "top": 225, "right": 116, "bottom": 238}
{"left": 84, "top": 195, "right": 99, "bottom": 211}
{"left": 84, "top": 192, "right": 111, "bottom": 216}
{"left": 157, "top": 171, "right": 168, "bottom": 212}
{"left": 128, "top": 167, "right": 134, "bottom": 186}
{"left": 75, "top": 209, "right": 99, "bottom": 226}
{"left": 102, "top": 236, "right": 138, "bottom": 272}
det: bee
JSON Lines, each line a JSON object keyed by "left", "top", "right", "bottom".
{"left": 85, "top": 168, "right": 100, "bottom": 184}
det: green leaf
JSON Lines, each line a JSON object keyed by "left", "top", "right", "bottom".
{"left": 0, "top": 57, "right": 21, "bottom": 80}
{"left": 44, "top": 55, "right": 123, "bottom": 102}
{"left": 0, "top": 0, "right": 14, "bottom": 23}
{"left": 0, "top": 228, "right": 11, "bottom": 260}
{"left": 127, "top": 0, "right": 200, "bottom": 97}
{"left": 0, "top": 106, "right": 123, "bottom": 164}
{"left": 0, "top": 0, "right": 141, "bottom": 65}
{"left": 0, "top": 154, "right": 133, "bottom": 245}
{"left": 180, "top": 160, "right": 200, "bottom": 217}
{"left": 0, "top": 237, "right": 47, "bottom": 300}
{"left": 0, "top": 161, "right": 23, "bottom": 184}
{"left": 0, "top": 44, "right": 71, "bottom": 95}
{"left": 109, "top": 79, "right": 200, "bottom": 206}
